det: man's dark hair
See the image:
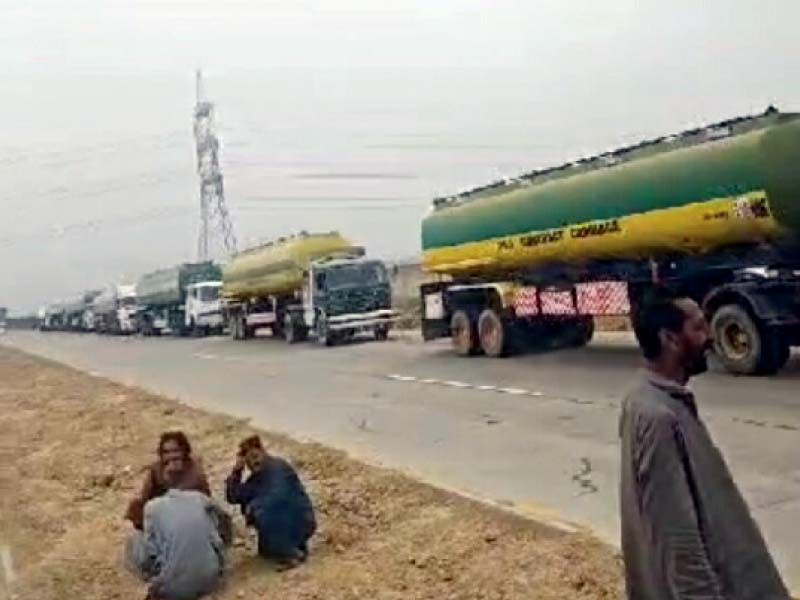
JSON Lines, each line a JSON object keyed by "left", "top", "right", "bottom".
{"left": 158, "top": 431, "right": 192, "bottom": 457}
{"left": 632, "top": 287, "right": 690, "bottom": 360}
{"left": 238, "top": 434, "right": 264, "bottom": 455}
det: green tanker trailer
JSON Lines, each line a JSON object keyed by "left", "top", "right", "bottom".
{"left": 222, "top": 231, "right": 397, "bottom": 346}
{"left": 421, "top": 107, "right": 800, "bottom": 374}
{"left": 136, "top": 261, "right": 222, "bottom": 336}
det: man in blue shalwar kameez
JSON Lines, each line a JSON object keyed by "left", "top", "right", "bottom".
{"left": 225, "top": 435, "right": 316, "bottom": 569}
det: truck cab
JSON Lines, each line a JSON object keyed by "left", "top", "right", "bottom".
{"left": 185, "top": 281, "right": 223, "bottom": 335}
{"left": 116, "top": 285, "right": 138, "bottom": 334}
{"left": 287, "top": 256, "right": 397, "bottom": 345}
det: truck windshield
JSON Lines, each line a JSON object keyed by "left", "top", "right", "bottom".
{"left": 325, "top": 263, "right": 387, "bottom": 289}
{"left": 197, "top": 286, "right": 220, "bottom": 301}
{"left": 120, "top": 297, "right": 137, "bottom": 308}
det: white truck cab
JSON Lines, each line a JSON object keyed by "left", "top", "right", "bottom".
{"left": 116, "top": 285, "right": 138, "bottom": 333}
{"left": 185, "top": 281, "right": 223, "bottom": 335}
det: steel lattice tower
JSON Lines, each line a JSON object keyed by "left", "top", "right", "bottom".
{"left": 194, "top": 70, "right": 237, "bottom": 260}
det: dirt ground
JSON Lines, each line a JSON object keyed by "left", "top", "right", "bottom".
{"left": 0, "top": 345, "right": 622, "bottom": 600}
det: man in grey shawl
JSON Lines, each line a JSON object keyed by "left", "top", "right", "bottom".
{"left": 126, "top": 456, "right": 231, "bottom": 600}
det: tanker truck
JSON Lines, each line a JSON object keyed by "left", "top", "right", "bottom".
{"left": 93, "top": 284, "right": 138, "bottom": 334}
{"left": 40, "top": 303, "right": 65, "bottom": 331}
{"left": 60, "top": 290, "right": 102, "bottom": 332}
{"left": 420, "top": 107, "right": 800, "bottom": 375}
{"left": 136, "top": 262, "right": 222, "bottom": 336}
{"left": 222, "top": 231, "right": 397, "bottom": 346}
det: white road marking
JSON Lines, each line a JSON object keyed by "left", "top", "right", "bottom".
{"left": 443, "top": 380, "right": 472, "bottom": 388}
{"left": 386, "top": 374, "right": 546, "bottom": 399}
{"left": 498, "top": 387, "right": 528, "bottom": 395}
{"left": 388, "top": 374, "right": 418, "bottom": 382}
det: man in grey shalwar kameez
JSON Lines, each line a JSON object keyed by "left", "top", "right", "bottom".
{"left": 126, "top": 458, "right": 229, "bottom": 600}
{"left": 621, "top": 288, "right": 789, "bottom": 599}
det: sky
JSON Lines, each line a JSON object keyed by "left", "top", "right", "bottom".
{"left": 2, "top": 0, "right": 800, "bottom": 312}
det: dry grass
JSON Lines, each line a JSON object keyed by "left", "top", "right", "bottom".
{"left": 0, "top": 346, "right": 622, "bottom": 600}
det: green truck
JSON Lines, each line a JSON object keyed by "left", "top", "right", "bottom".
{"left": 136, "top": 261, "right": 223, "bottom": 336}
{"left": 421, "top": 107, "right": 800, "bottom": 375}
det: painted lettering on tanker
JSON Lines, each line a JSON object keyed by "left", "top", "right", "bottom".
{"left": 495, "top": 218, "right": 623, "bottom": 252}
{"left": 569, "top": 219, "right": 621, "bottom": 239}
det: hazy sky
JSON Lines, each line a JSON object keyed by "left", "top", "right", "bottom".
{"left": 2, "top": 1, "right": 800, "bottom": 311}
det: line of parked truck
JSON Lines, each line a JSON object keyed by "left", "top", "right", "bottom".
{"left": 36, "top": 107, "right": 800, "bottom": 374}
{"left": 39, "top": 231, "right": 399, "bottom": 347}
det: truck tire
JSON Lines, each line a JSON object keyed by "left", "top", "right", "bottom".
{"left": 229, "top": 316, "right": 239, "bottom": 339}
{"left": 284, "top": 315, "right": 299, "bottom": 344}
{"left": 451, "top": 310, "right": 479, "bottom": 356}
{"left": 374, "top": 326, "right": 389, "bottom": 341}
{"left": 478, "top": 309, "right": 507, "bottom": 357}
{"left": 711, "top": 304, "right": 788, "bottom": 375}
{"left": 565, "top": 317, "right": 594, "bottom": 348}
{"left": 316, "top": 313, "right": 336, "bottom": 347}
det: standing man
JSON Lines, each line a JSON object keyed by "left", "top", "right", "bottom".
{"left": 620, "top": 288, "right": 789, "bottom": 599}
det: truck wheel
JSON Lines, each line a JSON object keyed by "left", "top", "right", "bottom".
{"left": 478, "top": 309, "right": 507, "bottom": 357}
{"left": 229, "top": 316, "right": 239, "bottom": 339}
{"left": 316, "top": 314, "right": 335, "bottom": 347}
{"left": 451, "top": 310, "right": 479, "bottom": 356}
{"left": 710, "top": 304, "right": 785, "bottom": 375}
{"left": 566, "top": 317, "right": 594, "bottom": 348}
{"left": 374, "top": 326, "right": 389, "bottom": 341}
{"left": 285, "top": 315, "right": 298, "bottom": 344}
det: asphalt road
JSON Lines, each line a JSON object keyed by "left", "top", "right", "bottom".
{"left": 4, "top": 330, "right": 800, "bottom": 591}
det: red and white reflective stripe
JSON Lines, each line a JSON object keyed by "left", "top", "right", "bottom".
{"left": 540, "top": 290, "right": 576, "bottom": 315}
{"left": 576, "top": 281, "right": 630, "bottom": 315}
{"left": 513, "top": 287, "right": 539, "bottom": 316}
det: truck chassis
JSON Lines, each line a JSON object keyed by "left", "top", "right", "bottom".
{"left": 422, "top": 245, "right": 800, "bottom": 375}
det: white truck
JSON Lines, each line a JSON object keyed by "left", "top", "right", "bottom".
{"left": 185, "top": 281, "right": 224, "bottom": 336}
{"left": 93, "top": 284, "right": 139, "bottom": 335}
{"left": 136, "top": 262, "right": 223, "bottom": 336}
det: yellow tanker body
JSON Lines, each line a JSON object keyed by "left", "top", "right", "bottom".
{"left": 222, "top": 232, "right": 361, "bottom": 300}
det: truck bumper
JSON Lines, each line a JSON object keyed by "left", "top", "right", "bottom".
{"left": 197, "top": 314, "right": 224, "bottom": 328}
{"left": 327, "top": 309, "right": 398, "bottom": 331}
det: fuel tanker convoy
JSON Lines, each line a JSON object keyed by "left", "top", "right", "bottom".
{"left": 136, "top": 262, "right": 222, "bottom": 336}
{"left": 222, "top": 231, "right": 397, "bottom": 345}
{"left": 421, "top": 107, "right": 800, "bottom": 375}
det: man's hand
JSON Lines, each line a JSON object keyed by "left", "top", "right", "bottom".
{"left": 234, "top": 453, "right": 246, "bottom": 471}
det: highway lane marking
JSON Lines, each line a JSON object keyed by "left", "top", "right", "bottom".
{"left": 443, "top": 380, "right": 472, "bottom": 388}
{"left": 387, "top": 374, "right": 545, "bottom": 398}
{"left": 388, "top": 375, "right": 800, "bottom": 428}
{"left": 498, "top": 387, "right": 528, "bottom": 395}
